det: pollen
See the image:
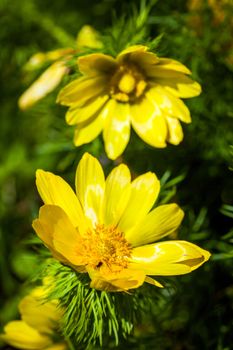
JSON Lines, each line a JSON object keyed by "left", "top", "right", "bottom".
{"left": 118, "top": 73, "right": 136, "bottom": 94}
{"left": 81, "top": 224, "right": 132, "bottom": 273}
{"left": 109, "top": 63, "right": 147, "bottom": 103}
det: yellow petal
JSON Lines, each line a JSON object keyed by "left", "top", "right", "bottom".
{"left": 66, "top": 94, "right": 109, "bottom": 125}
{"left": 152, "top": 58, "right": 191, "bottom": 75}
{"left": 146, "top": 63, "right": 191, "bottom": 79}
{"left": 103, "top": 100, "right": 131, "bottom": 160}
{"left": 73, "top": 107, "right": 106, "bottom": 147}
{"left": 33, "top": 205, "right": 79, "bottom": 264}
{"left": 129, "top": 241, "right": 211, "bottom": 275}
{"left": 122, "top": 50, "right": 159, "bottom": 69}
{"left": 18, "top": 61, "right": 67, "bottom": 110}
{"left": 78, "top": 53, "right": 117, "bottom": 76}
{"left": 45, "top": 48, "right": 74, "bottom": 61}
{"left": 34, "top": 205, "right": 83, "bottom": 266}
{"left": 36, "top": 170, "right": 86, "bottom": 230}
{"left": 75, "top": 153, "right": 105, "bottom": 225}
{"left": 24, "top": 49, "right": 73, "bottom": 70}
{"left": 153, "top": 74, "right": 202, "bottom": 98}
{"left": 76, "top": 25, "right": 102, "bottom": 49}
{"left": 126, "top": 204, "right": 184, "bottom": 247}
{"left": 130, "top": 96, "right": 167, "bottom": 148}
{"left": 166, "top": 116, "right": 184, "bottom": 145}
{"left": 57, "top": 76, "right": 108, "bottom": 106}
{"left": 19, "top": 294, "right": 61, "bottom": 335}
{"left": 145, "top": 276, "right": 164, "bottom": 288}
{"left": 89, "top": 267, "right": 145, "bottom": 291}
{"left": 32, "top": 211, "right": 68, "bottom": 263}
{"left": 147, "top": 86, "right": 191, "bottom": 123}
{"left": 119, "top": 172, "right": 160, "bottom": 234}
{"left": 103, "top": 164, "right": 131, "bottom": 226}
{"left": 0, "top": 321, "right": 51, "bottom": 349}
{"left": 117, "top": 45, "right": 148, "bottom": 63}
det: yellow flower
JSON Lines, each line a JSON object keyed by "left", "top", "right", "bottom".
{"left": 32, "top": 153, "right": 210, "bottom": 292}
{"left": 18, "top": 25, "right": 102, "bottom": 110}
{"left": 57, "top": 45, "right": 201, "bottom": 160}
{"left": 0, "top": 286, "right": 67, "bottom": 350}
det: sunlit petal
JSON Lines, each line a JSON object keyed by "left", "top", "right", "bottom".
{"left": 57, "top": 76, "right": 108, "bottom": 106}
{"left": 73, "top": 107, "right": 106, "bottom": 147}
{"left": 36, "top": 170, "right": 86, "bottom": 230}
{"left": 148, "top": 86, "right": 191, "bottom": 123}
{"left": 66, "top": 94, "right": 109, "bottom": 125}
{"left": 130, "top": 96, "right": 167, "bottom": 148}
{"left": 119, "top": 172, "right": 160, "bottom": 234}
{"left": 153, "top": 74, "right": 202, "bottom": 98}
{"left": 19, "top": 61, "right": 67, "bottom": 110}
{"left": 75, "top": 153, "right": 105, "bottom": 225}
{"left": 19, "top": 294, "right": 61, "bottom": 335}
{"left": 0, "top": 321, "right": 51, "bottom": 349}
{"left": 103, "top": 100, "right": 131, "bottom": 160}
{"left": 89, "top": 267, "right": 145, "bottom": 292}
{"left": 103, "top": 164, "right": 131, "bottom": 226}
{"left": 130, "top": 241, "right": 211, "bottom": 275}
{"left": 166, "top": 116, "right": 184, "bottom": 145}
{"left": 126, "top": 204, "right": 184, "bottom": 247}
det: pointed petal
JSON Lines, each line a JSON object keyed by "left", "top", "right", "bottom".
{"left": 18, "top": 61, "right": 67, "bottom": 110}
{"left": 126, "top": 204, "right": 184, "bottom": 247}
{"left": 119, "top": 172, "right": 160, "bottom": 235}
{"left": 103, "top": 164, "right": 131, "bottom": 226}
{"left": 78, "top": 53, "right": 117, "bottom": 76}
{"left": 19, "top": 295, "right": 61, "bottom": 335}
{"left": 34, "top": 205, "right": 83, "bottom": 266}
{"left": 89, "top": 267, "right": 145, "bottom": 291}
{"left": 129, "top": 51, "right": 159, "bottom": 68}
{"left": 103, "top": 100, "right": 131, "bottom": 160}
{"left": 150, "top": 58, "right": 191, "bottom": 75}
{"left": 76, "top": 25, "right": 102, "bottom": 49}
{"left": 75, "top": 153, "right": 105, "bottom": 225}
{"left": 36, "top": 170, "right": 86, "bottom": 230}
{"left": 166, "top": 116, "right": 184, "bottom": 145}
{"left": 130, "top": 96, "right": 167, "bottom": 148}
{"left": 148, "top": 86, "right": 191, "bottom": 123}
{"left": 152, "top": 74, "right": 202, "bottom": 98}
{"left": 117, "top": 45, "right": 148, "bottom": 63}
{"left": 129, "top": 241, "right": 211, "bottom": 275}
{"left": 0, "top": 321, "right": 51, "bottom": 349}
{"left": 145, "top": 276, "right": 164, "bottom": 288}
{"left": 33, "top": 211, "right": 67, "bottom": 263}
{"left": 146, "top": 63, "right": 191, "bottom": 79}
{"left": 73, "top": 107, "right": 106, "bottom": 147}
{"left": 66, "top": 94, "right": 109, "bottom": 125}
{"left": 33, "top": 204, "right": 81, "bottom": 264}
{"left": 57, "top": 76, "right": 108, "bottom": 106}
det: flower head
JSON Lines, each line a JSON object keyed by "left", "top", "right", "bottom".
{"left": 32, "top": 153, "right": 210, "bottom": 292}
{"left": 57, "top": 45, "right": 201, "bottom": 160}
{"left": 18, "top": 25, "right": 102, "bottom": 110}
{"left": 0, "top": 285, "right": 66, "bottom": 350}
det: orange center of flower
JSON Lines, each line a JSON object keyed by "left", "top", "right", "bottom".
{"left": 109, "top": 64, "right": 147, "bottom": 102}
{"left": 81, "top": 224, "right": 132, "bottom": 273}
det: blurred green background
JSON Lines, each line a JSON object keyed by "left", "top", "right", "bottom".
{"left": 0, "top": 0, "right": 232, "bottom": 349}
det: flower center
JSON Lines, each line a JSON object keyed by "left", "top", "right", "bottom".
{"left": 81, "top": 224, "right": 132, "bottom": 273}
{"left": 109, "top": 64, "right": 147, "bottom": 103}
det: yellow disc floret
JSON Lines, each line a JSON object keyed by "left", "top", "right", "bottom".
{"left": 110, "top": 63, "right": 147, "bottom": 103}
{"left": 118, "top": 73, "right": 136, "bottom": 94}
{"left": 80, "top": 224, "right": 132, "bottom": 274}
